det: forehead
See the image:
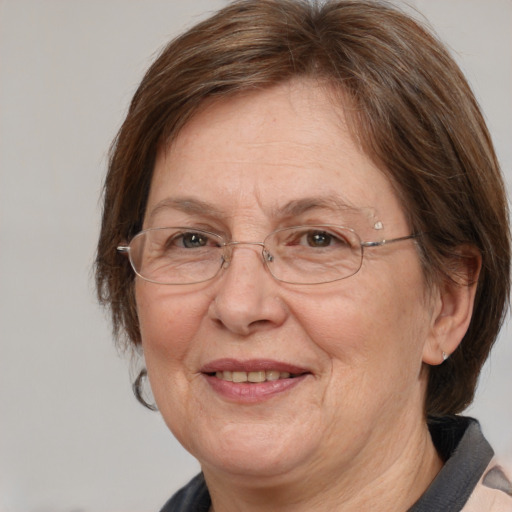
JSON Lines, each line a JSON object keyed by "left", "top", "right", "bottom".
{"left": 147, "top": 79, "right": 407, "bottom": 233}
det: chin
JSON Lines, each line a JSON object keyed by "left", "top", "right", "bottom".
{"left": 188, "top": 423, "right": 319, "bottom": 480}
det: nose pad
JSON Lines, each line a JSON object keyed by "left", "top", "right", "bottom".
{"left": 263, "top": 248, "right": 274, "bottom": 263}
{"left": 221, "top": 255, "right": 230, "bottom": 269}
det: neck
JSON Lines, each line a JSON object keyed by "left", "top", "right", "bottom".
{"left": 203, "top": 418, "right": 442, "bottom": 512}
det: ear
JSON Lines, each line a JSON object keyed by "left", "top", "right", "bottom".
{"left": 422, "top": 247, "right": 481, "bottom": 365}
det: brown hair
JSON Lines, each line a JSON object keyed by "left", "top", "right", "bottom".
{"left": 95, "top": 0, "right": 510, "bottom": 416}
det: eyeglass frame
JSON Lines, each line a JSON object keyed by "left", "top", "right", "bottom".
{"left": 117, "top": 225, "right": 421, "bottom": 286}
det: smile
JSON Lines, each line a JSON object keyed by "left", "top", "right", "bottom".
{"left": 201, "top": 359, "right": 311, "bottom": 402}
{"left": 213, "top": 370, "right": 298, "bottom": 382}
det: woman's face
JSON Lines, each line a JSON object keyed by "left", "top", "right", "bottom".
{"left": 136, "top": 80, "right": 437, "bottom": 485}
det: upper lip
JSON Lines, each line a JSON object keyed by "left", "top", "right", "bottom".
{"left": 200, "top": 358, "right": 310, "bottom": 375}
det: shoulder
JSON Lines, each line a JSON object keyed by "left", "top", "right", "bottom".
{"left": 159, "top": 473, "right": 211, "bottom": 512}
{"left": 410, "top": 416, "right": 510, "bottom": 511}
{"left": 462, "top": 459, "right": 512, "bottom": 512}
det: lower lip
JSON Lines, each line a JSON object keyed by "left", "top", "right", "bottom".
{"left": 203, "top": 374, "right": 309, "bottom": 403}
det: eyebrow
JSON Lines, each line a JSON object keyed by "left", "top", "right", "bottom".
{"left": 147, "top": 195, "right": 361, "bottom": 223}
{"left": 147, "top": 197, "right": 226, "bottom": 222}
{"left": 275, "top": 196, "right": 360, "bottom": 218}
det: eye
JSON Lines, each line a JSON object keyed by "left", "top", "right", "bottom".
{"left": 296, "top": 228, "right": 351, "bottom": 249}
{"left": 155, "top": 229, "right": 219, "bottom": 251}
{"left": 154, "top": 229, "right": 223, "bottom": 254}
{"left": 274, "top": 227, "right": 355, "bottom": 250}
{"left": 179, "top": 232, "right": 210, "bottom": 249}
{"left": 305, "top": 231, "right": 334, "bottom": 248}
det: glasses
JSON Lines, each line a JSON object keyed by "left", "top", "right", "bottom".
{"left": 117, "top": 225, "right": 419, "bottom": 285}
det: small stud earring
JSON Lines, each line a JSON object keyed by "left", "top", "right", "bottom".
{"left": 442, "top": 351, "right": 449, "bottom": 361}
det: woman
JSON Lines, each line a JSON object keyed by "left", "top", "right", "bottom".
{"left": 96, "top": 1, "right": 512, "bottom": 510}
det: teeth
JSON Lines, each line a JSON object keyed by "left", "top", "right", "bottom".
{"left": 232, "top": 371, "right": 247, "bottom": 383}
{"left": 216, "top": 370, "right": 232, "bottom": 381}
{"left": 266, "top": 370, "right": 280, "bottom": 381}
{"left": 248, "top": 371, "right": 265, "bottom": 383}
{"left": 214, "top": 370, "right": 295, "bottom": 382}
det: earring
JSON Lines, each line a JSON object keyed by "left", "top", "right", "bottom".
{"left": 132, "top": 368, "right": 158, "bottom": 411}
{"left": 442, "top": 351, "right": 449, "bottom": 361}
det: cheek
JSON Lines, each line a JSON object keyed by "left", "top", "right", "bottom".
{"left": 311, "top": 284, "right": 430, "bottom": 422}
{"left": 135, "top": 284, "right": 212, "bottom": 438}
{"left": 299, "top": 270, "right": 431, "bottom": 372}
{"left": 136, "top": 283, "right": 209, "bottom": 365}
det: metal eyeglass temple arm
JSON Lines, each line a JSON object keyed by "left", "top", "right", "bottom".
{"left": 361, "top": 233, "right": 421, "bottom": 248}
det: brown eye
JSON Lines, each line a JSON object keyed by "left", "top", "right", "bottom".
{"left": 306, "top": 231, "right": 333, "bottom": 247}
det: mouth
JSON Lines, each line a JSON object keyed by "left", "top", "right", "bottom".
{"left": 209, "top": 370, "right": 303, "bottom": 383}
{"left": 200, "top": 359, "right": 311, "bottom": 402}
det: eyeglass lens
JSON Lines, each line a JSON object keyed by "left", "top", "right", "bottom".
{"left": 127, "top": 226, "right": 363, "bottom": 285}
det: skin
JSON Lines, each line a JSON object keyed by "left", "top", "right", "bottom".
{"left": 135, "top": 79, "right": 475, "bottom": 511}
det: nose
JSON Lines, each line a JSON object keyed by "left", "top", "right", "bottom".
{"left": 208, "top": 243, "right": 287, "bottom": 336}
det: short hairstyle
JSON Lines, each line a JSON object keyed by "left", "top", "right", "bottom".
{"left": 95, "top": 0, "right": 510, "bottom": 416}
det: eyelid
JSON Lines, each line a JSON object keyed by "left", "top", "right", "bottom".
{"left": 300, "top": 226, "right": 353, "bottom": 243}
{"left": 191, "top": 225, "right": 229, "bottom": 240}
{"left": 278, "top": 210, "right": 382, "bottom": 232}
{"left": 151, "top": 223, "right": 229, "bottom": 240}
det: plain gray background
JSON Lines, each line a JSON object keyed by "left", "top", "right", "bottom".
{"left": 0, "top": 1, "right": 510, "bottom": 511}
